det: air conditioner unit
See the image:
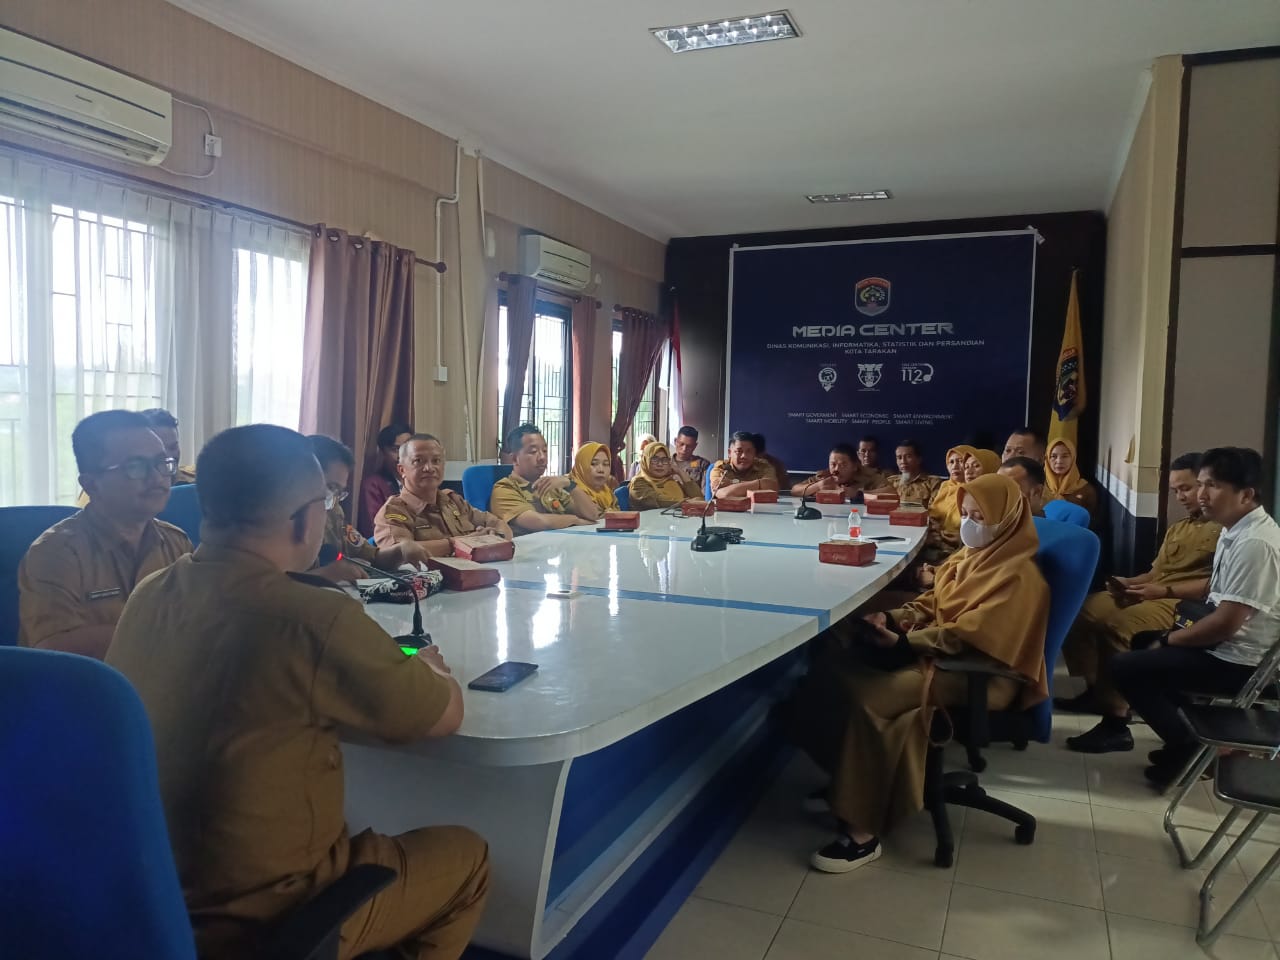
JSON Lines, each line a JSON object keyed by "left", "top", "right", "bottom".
{"left": 0, "top": 28, "right": 173, "bottom": 166}
{"left": 518, "top": 235, "right": 591, "bottom": 291}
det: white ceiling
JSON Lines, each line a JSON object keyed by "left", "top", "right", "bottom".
{"left": 167, "top": 0, "right": 1279, "bottom": 242}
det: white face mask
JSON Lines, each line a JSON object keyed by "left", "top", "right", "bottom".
{"left": 960, "top": 517, "right": 999, "bottom": 550}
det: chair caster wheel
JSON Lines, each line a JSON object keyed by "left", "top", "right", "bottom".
{"left": 1012, "top": 740, "right": 1028, "bottom": 752}
{"left": 1015, "top": 823, "right": 1035, "bottom": 845}
{"left": 934, "top": 845, "right": 954, "bottom": 868}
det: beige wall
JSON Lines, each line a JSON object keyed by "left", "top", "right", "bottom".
{"left": 4, "top": 0, "right": 665, "bottom": 460}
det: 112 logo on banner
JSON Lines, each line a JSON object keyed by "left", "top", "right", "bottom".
{"left": 901, "top": 362, "right": 935, "bottom": 384}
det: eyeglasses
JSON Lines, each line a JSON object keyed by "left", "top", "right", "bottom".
{"left": 291, "top": 490, "right": 338, "bottom": 520}
{"left": 325, "top": 482, "right": 350, "bottom": 503}
{"left": 649, "top": 456, "right": 672, "bottom": 466}
{"left": 98, "top": 456, "right": 178, "bottom": 481}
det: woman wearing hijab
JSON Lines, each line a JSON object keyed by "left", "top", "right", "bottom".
{"left": 924, "top": 444, "right": 977, "bottom": 561}
{"left": 570, "top": 442, "right": 620, "bottom": 518}
{"left": 790, "top": 474, "right": 1049, "bottom": 872}
{"left": 626, "top": 433, "right": 658, "bottom": 480}
{"left": 1045, "top": 438, "right": 1097, "bottom": 516}
{"left": 629, "top": 442, "right": 704, "bottom": 510}
{"left": 962, "top": 448, "right": 1002, "bottom": 482}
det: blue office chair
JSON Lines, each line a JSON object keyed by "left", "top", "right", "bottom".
{"left": 0, "top": 505, "right": 77, "bottom": 646}
{"left": 0, "top": 647, "right": 395, "bottom": 960}
{"left": 925, "top": 518, "right": 1100, "bottom": 866}
{"left": 614, "top": 485, "right": 631, "bottom": 511}
{"left": 703, "top": 466, "right": 716, "bottom": 500}
{"left": 1043, "top": 498, "right": 1090, "bottom": 528}
{"left": 461, "top": 464, "right": 513, "bottom": 513}
{"left": 156, "top": 482, "right": 203, "bottom": 546}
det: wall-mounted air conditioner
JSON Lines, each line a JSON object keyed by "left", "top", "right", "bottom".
{"left": 518, "top": 234, "right": 591, "bottom": 292}
{"left": 0, "top": 27, "right": 173, "bottom": 166}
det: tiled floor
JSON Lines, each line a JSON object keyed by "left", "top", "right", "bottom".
{"left": 645, "top": 681, "right": 1280, "bottom": 960}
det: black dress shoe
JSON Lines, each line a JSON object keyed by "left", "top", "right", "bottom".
{"left": 1067, "top": 721, "right": 1134, "bottom": 753}
{"left": 1053, "top": 690, "right": 1101, "bottom": 715}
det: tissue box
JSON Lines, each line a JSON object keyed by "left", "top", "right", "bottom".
{"left": 603, "top": 510, "right": 640, "bottom": 531}
{"left": 889, "top": 506, "right": 929, "bottom": 526}
{"left": 818, "top": 539, "right": 878, "bottom": 566}
{"left": 863, "top": 492, "right": 900, "bottom": 515}
{"left": 427, "top": 556, "right": 501, "bottom": 590}
{"left": 450, "top": 534, "right": 515, "bottom": 562}
{"left": 748, "top": 489, "right": 778, "bottom": 505}
{"left": 681, "top": 500, "right": 716, "bottom": 517}
{"left": 716, "top": 497, "right": 751, "bottom": 513}
{"left": 815, "top": 489, "right": 846, "bottom": 505}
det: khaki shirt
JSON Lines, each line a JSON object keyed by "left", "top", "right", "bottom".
{"left": 1151, "top": 514, "right": 1222, "bottom": 585}
{"left": 76, "top": 466, "right": 196, "bottom": 507}
{"left": 629, "top": 474, "right": 703, "bottom": 510}
{"left": 18, "top": 508, "right": 192, "bottom": 652}
{"left": 105, "top": 544, "right": 452, "bottom": 941}
{"left": 322, "top": 502, "right": 377, "bottom": 563}
{"left": 707, "top": 459, "right": 778, "bottom": 493}
{"left": 873, "top": 473, "right": 943, "bottom": 508}
{"left": 373, "top": 489, "right": 509, "bottom": 547}
{"left": 797, "top": 464, "right": 886, "bottom": 499}
{"left": 673, "top": 455, "right": 712, "bottom": 485}
{"left": 489, "top": 473, "right": 572, "bottom": 523}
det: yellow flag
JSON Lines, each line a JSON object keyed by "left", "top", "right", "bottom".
{"left": 1047, "top": 271, "right": 1086, "bottom": 447}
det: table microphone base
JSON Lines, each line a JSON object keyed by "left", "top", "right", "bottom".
{"left": 794, "top": 501, "right": 822, "bottom": 520}
{"left": 396, "top": 632, "right": 433, "bottom": 650}
{"left": 690, "top": 532, "right": 727, "bottom": 552}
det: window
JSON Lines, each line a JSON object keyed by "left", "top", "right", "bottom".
{"left": 611, "top": 323, "right": 659, "bottom": 470}
{"left": 497, "top": 293, "right": 572, "bottom": 472}
{"left": 0, "top": 150, "right": 309, "bottom": 506}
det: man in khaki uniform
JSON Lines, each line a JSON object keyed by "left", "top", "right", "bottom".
{"left": 375, "top": 434, "right": 512, "bottom": 555}
{"left": 106, "top": 424, "right": 488, "bottom": 960}
{"left": 870, "top": 440, "right": 942, "bottom": 507}
{"left": 489, "top": 423, "right": 598, "bottom": 535}
{"left": 75, "top": 407, "right": 195, "bottom": 507}
{"left": 708, "top": 431, "right": 779, "bottom": 498}
{"left": 1059, "top": 452, "right": 1222, "bottom": 753}
{"left": 20, "top": 409, "right": 191, "bottom": 658}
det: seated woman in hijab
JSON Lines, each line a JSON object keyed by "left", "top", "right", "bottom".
{"left": 962, "top": 448, "right": 1002, "bottom": 482}
{"left": 923, "top": 444, "right": 977, "bottom": 562}
{"left": 1045, "top": 438, "right": 1097, "bottom": 517}
{"left": 626, "top": 433, "right": 658, "bottom": 480}
{"left": 629, "top": 442, "right": 704, "bottom": 510}
{"left": 571, "top": 441, "right": 620, "bottom": 518}
{"left": 789, "top": 474, "right": 1049, "bottom": 873}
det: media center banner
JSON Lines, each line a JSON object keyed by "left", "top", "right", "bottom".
{"left": 726, "top": 230, "right": 1036, "bottom": 474}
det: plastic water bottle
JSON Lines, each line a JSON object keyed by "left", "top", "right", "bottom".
{"left": 848, "top": 506, "right": 862, "bottom": 540}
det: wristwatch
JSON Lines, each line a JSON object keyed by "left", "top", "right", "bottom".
{"left": 1165, "top": 585, "right": 1175, "bottom": 599}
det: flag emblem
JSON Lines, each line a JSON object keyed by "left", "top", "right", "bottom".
{"left": 1054, "top": 347, "right": 1081, "bottom": 420}
{"left": 854, "top": 277, "right": 891, "bottom": 317}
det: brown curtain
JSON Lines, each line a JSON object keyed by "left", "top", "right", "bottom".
{"left": 299, "top": 225, "right": 415, "bottom": 518}
{"left": 499, "top": 275, "right": 538, "bottom": 447}
{"left": 609, "top": 307, "right": 668, "bottom": 480}
{"left": 570, "top": 296, "right": 598, "bottom": 450}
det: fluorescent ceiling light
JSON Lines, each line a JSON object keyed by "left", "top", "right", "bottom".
{"left": 652, "top": 11, "right": 799, "bottom": 53}
{"left": 805, "top": 190, "right": 894, "bottom": 203}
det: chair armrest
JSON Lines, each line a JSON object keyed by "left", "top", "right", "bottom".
{"left": 259, "top": 864, "right": 396, "bottom": 960}
{"left": 934, "top": 655, "right": 1026, "bottom": 748}
{"left": 934, "top": 655, "right": 1025, "bottom": 683}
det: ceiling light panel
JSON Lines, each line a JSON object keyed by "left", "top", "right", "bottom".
{"left": 652, "top": 11, "right": 799, "bottom": 53}
{"left": 805, "top": 191, "right": 894, "bottom": 203}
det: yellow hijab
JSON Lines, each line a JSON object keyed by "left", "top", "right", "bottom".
{"left": 1045, "top": 438, "right": 1088, "bottom": 498}
{"left": 924, "top": 473, "right": 1050, "bottom": 705}
{"left": 571, "top": 441, "right": 620, "bottom": 511}
{"left": 965, "top": 449, "right": 1003, "bottom": 479}
{"left": 930, "top": 444, "right": 978, "bottom": 531}
{"left": 633, "top": 442, "right": 688, "bottom": 500}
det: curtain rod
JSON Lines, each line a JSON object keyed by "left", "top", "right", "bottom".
{"left": 497, "top": 272, "right": 601, "bottom": 307}
{"left": 316, "top": 227, "right": 446, "bottom": 272}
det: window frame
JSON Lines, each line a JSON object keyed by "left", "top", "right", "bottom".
{"left": 496, "top": 284, "right": 575, "bottom": 474}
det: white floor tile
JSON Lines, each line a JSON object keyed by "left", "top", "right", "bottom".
{"left": 960, "top": 790, "right": 1094, "bottom": 850}
{"left": 1091, "top": 801, "right": 1239, "bottom": 871}
{"left": 787, "top": 860, "right": 953, "bottom": 951}
{"left": 1106, "top": 913, "right": 1279, "bottom": 960}
{"left": 694, "top": 821, "right": 814, "bottom": 916}
{"left": 1233, "top": 838, "right": 1280, "bottom": 882}
{"left": 977, "top": 749, "right": 1093, "bottom": 804}
{"left": 955, "top": 826, "right": 1104, "bottom": 909}
{"left": 764, "top": 918, "right": 937, "bottom": 960}
{"left": 644, "top": 896, "right": 782, "bottom": 960}
{"left": 1249, "top": 879, "right": 1280, "bottom": 940}
{"left": 941, "top": 882, "right": 1111, "bottom": 960}
{"left": 874, "top": 807, "right": 964, "bottom": 878}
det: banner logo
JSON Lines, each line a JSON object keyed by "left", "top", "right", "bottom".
{"left": 857, "top": 363, "right": 883, "bottom": 389}
{"left": 818, "top": 366, "right": 838, "bottom": 392}
{"left": 1053, "top": 347, "right": 1081, "bottom": 420}
{"left": 855, "top": 277, "right": 891, "bottom": 317}
{"left": 901, "top": 362, "right": 935, "bottom": 384}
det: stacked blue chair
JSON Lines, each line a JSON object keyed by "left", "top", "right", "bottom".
{"left": 157, "top": 482, "right": 203, "bottom": 546}
{"left": 0, "top": 505, "right": 77, "bottom": 646}
{"left": 461, "top": 464, "right": 513, "bottom": 513}
{"left": 1043, "top": 498, "right": 1091, "bottom": 528}
{"left": 614, "top": 485, "right": 631, "bottom": 511}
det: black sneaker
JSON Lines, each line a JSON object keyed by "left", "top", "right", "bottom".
{"left": 810, "top": 835, "right": 882, "bottom": 873}
{"left": 1053, "top": 690, "right": 1102, "bottom": 715}
{"left": 1066, "top": 720, "right": 1134, "bottom": 754}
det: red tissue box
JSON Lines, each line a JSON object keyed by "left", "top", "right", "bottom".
{"left": 889, "top": 506, "right": 929, "bottom": 527}
{"left": 863, "top": 492, "right": 900, "bottom": 515}
{"left": 818, "top": 539, "right": 878, "bottom": 567}
{"left": 427, "top": 556, "right": 501, "bottom": 590}
{"left": 450, "top": 534, "right": 515, "bottom": 562}
{"left": 681, "top": 500, "right": 716, "bottom": 517}
{"left": 716, "top": 497, "right": 751, "bottom": 513}
{"left": 815, "top": 490, "right": 846, "bottom": 505}
{"left": 748, "top": 489, "right": 778, "bottom": 505}
{"left": 603, "top": 510, "right": 640, "bottom": 531}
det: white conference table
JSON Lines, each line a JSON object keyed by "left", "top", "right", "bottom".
{"left": 342, "top": 498, "right": 925, "bottom": 959}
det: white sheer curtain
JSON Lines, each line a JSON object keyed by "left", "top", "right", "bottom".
{"left": 0, "top": 149, "right": 309, "bottom": 506}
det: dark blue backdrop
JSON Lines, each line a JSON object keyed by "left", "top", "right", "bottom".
{"left": 726, "top": 231, "right": 1036, "bottom": 475}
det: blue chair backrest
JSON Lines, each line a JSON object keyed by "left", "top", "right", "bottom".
{"left": 0, "top": 647, "right": 197, "bottom": 959}
{"left": 703, "top": 467, "right": 715, "bottom": 500}
{"left": 0, "top": 506, "right": 77, "bottom": 647}
{"left": 614, "top": 485, "right": 630, "bottom": 511}
{"left": 461, "top": 464, "right": 513, "bottom": 513}
{"left": 1029, "top": 517, "right": 1101, "bottom": 741}
{"left": 156, "top": 483, "right": 203, "bottom": 546}
{"left": 1043, "top": 498, "right": 1090, "bottom": 528}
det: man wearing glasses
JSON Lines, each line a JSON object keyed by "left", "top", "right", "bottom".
{"left": 19, "top": 409, "right": 192, "bottom": 658}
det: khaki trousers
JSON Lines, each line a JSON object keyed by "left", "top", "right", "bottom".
{"left": 1060, "top": 592, "right": 1178, "bottom": 714}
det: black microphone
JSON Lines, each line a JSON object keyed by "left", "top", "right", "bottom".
{"left": 794, "top": 475, "right": 824, "bottom": 520}
{"left": 319, "top": 545, "right": 432, "bottom": 648}
{"left": 692, "top": 462, "right": 729, "bottom": 553}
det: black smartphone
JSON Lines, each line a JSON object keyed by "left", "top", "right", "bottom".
{"left": 468, "top": 661, "right": 539, "bottom": 692}
{"left": 866, "top": 535, "right": 907, "bottom": 543}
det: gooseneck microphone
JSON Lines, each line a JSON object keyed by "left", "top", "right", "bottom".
{"left": 318, "top": 545, "right": 432, "bottom": 647}
{"left": 794, "top": 475, "right": 824, "bottom": 520}
{"left": 692, "top": 463, "right": 730, "bottom": 553}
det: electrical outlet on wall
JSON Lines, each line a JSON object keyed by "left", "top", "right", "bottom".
{"left": 434, "top": 366, "right": 449, "bottom": 383}
{"left": 204, "top": 134, "right": 222, "bottom": 157}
